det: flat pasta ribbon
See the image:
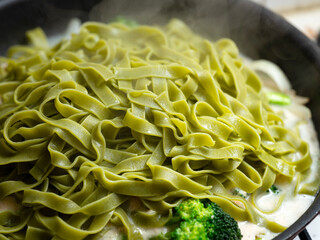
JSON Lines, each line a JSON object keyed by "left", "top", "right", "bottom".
{"left": 0, "top": 19, "right": 315, "bottom": 239}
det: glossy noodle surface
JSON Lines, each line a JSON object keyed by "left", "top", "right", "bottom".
{"left": 0, "top": 19, "right": 317, "bottom": 239}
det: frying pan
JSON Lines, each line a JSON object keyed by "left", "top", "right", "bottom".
{"left": 0, "top": 0, "right": 319, "bottom": 239}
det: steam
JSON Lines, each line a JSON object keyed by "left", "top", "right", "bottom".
{"left": 88, "top": 0, "right": 231, "bottom": 41}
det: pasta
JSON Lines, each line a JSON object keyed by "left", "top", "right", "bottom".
{"left": 0, "top": 19, "right": 318, "bottom": 240}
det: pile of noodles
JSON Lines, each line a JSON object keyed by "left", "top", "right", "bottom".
{"left": 0, "top": 19, "right": 316, "bottom": 239}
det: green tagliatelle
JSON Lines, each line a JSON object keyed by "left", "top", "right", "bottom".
{"left": 0, "top": 19, "right": 317, "bottom": 239}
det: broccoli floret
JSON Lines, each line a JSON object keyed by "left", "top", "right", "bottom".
{"left": 175, "top": 198, "right": 213, "bottom": 221}
{"left": 151, "top": 198, "right": 242, "bottom": 240}
{"left": 171, "top": 220, "right": 207, "bottom": 240}
{"left": 205, "top": 201, "right": 242, "bottom": 240}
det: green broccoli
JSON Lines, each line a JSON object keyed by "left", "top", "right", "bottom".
{"left": 267, "top": 185, "right": 280, "bottom": 194}
{"left": 175, "top": 198, "right": 213, "bottom": 221}
{"left": 171, "top": 220, "right": 207, "bottom": 240}
{"left": 150, "top": 198, "right": 242, "bottom": 240}
{"left": 113, "top": 16, "right": 139, "bottom": 27}
{"left": 203, "top": 199, "right": 242, "bottom": 240}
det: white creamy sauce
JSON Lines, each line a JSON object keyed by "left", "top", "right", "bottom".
{"left": 100, "top": 225, "right": 124, "bottom": 240}
{"left": 139, "top": 227, "right": 169, "bottom": 239}
{"left": 238, "top": 101, "right": 320, "bottom": 240}
{"left": 99, "top": 224, "right": 168, "bottom": 240}
{"left": 261, "top": 194, "right": 314, "bottom": 227}
{"left": 239, "top": 221, "right": 277, "bottom": 240}
{"left": 239, "top": 183, "right": 316, "bottom": 240}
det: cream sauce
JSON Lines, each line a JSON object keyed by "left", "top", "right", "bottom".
{"left": 238, "top": 101, "right": 320, "bottom": 240}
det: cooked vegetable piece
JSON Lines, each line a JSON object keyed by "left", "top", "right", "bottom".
{"left": 113, "top": 16, "right": 139, "bottom": 27}
{"left": 151, "top": 198, "right": 242, "bottom": 240}
{"left": 266, "top": 91, "right": 291, "bottom": 105}
{"left": 267, "top": 185, "right": 280, "bottom": 194}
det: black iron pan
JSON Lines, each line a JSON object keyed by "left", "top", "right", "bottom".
{"left": 0, "top": 0, "right": 319, "bottom": 239}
